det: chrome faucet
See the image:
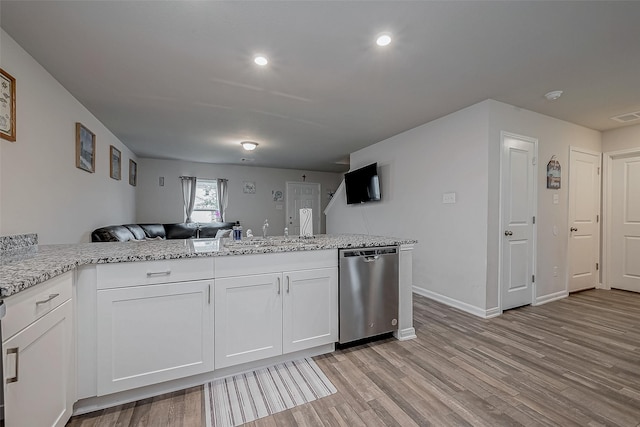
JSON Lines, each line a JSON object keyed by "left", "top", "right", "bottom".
{"left": 262, "top": 219, "right": 269, "bottom": 238}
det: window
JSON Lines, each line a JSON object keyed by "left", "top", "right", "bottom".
{"left": 192, "top": 179, "right": 220, "bottom": 223}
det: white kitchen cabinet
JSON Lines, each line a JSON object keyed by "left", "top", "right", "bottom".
{"left": 214, "top": 273, "right": 283, "bottom": 368}
{"left": 282, "top": 268, "right": 337, "bottom": 354}
{"left": 96, "top": 280, "right": 213, "bottom": 395}
{"left": 214, "top": 265, "right": 337, "bottom": 369}
{"left": 2, "top": 273, "right": 74, "bottom": 427}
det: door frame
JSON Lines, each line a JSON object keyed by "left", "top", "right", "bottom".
{"left": 602, "top": 147, "right": 640, "bottom": 291}
{"left": 285, "top": 181, "right": 322, "bottom": 235}
{"left": 498, "top": 131, "right": 538, "bottom": 312}
{"left": 567, "top": 146, "right": 602, "bottom": 292}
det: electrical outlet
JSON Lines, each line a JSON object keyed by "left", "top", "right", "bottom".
{"left": 553, "top": 266, "right": 558, "bottom": 277}
{"left": 442, "top": 192, "right": 456, "bottom": 204}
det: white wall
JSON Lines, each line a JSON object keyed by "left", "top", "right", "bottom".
{"left": 137, "top": 158, "right": 341, "bottom": 235}
{"left": 486, "top": 100, "right": 601, "bottom": 310}
{"left": 0, "top": 29, "right": 137, "bottom": 244}
{"left": 328, "top": 101, "right": 491, "bottom": 311}
{"left": 327, "top": 99, "right": 603, "bottom": 316}
{"left": 602, "top": 123, "right": 640, "bottom": 153}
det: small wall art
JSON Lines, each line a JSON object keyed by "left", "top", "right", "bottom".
{"left": 129, "top": 159, "right": 137, "bottom": 186}
{"left": 110, "top": 145, "right": 121, "bottom": 180}
{"left": 547, "top": 156, "right": 561, "bottom": 189}
{"left": 243, "top": 181, "right": 256, "bottom": 194}
{"left": 76, "top": 122, "right": 96, "bottom": 173}
{"left": 0, "top": 68, "right": 16, "bottom": 142}
{"left": 272, "top": 190, "right": 283, "bottom": 201}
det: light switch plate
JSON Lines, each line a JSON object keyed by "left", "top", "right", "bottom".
{"left": 442, "top": 192, "right": 456, "bottom": 204}
{"left": 553, "top": 193, "right": 559, "bottom": 204}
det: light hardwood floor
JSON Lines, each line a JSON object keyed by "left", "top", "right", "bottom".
{"left": 68, "top": 289, "right": 640, "bottom": 426}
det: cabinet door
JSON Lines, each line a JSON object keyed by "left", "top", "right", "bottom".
{"left": 97, "top": 280, "right": 213, "bottom": 395}
{"left": 214, "top": 273, "right": 283, "bottom": 368}
{"left": 283, "top": 267, "right": 338, "bottom": 354}
{"left": 3, "top": 300, "right": 74, "bottom": 427}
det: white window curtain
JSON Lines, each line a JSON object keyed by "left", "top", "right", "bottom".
{"left": 180, "top": 176, "right": 197, "bottom": 223}
{"left": 216, "top": 178, "right": 228, "bottom": 222}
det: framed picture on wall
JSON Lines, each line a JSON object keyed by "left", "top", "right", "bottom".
{"left": 0, "top": 68, "right": 17, "bottom": 142}
{"left": 75, "top": 122, "right": 96, "bottom": 173}
{"left": 129, "top": 159, "right": 137, "bottom": 186}
{"left": 110, "top": 145, "right": 121, "bottom": 180}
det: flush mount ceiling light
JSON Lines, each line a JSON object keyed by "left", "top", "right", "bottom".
{"left": 253, "top": 55, "right": 268, "bottom": 66}
{"left": 241, "top": 141, "right": 258, "bottom": 151}
{"left": 376, "top": 33, "right": 392, "bottom": 47}
{"left": 544, "top": 90, "right": 563, "bottom": 101}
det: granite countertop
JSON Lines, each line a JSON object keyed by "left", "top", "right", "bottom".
{"left": 0, "top": 234, "right": 416, "bottom": 298}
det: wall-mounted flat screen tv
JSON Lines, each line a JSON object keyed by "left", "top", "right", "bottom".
{"left": 344, "top": 162, "right": 381, "bottom": 205}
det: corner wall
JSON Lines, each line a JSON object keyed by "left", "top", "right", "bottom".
{"left": 327, "top": 101, "right": 491, "bottom": 313}
{"left": 136, "top": 158, "right": 342, "bottom": 235}
{"left": 0, "top": 29, "right": 137, "bottom": 243}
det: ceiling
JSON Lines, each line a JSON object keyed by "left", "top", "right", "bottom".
{"left": 2, "top": 1, "right": 640, "bottom": 172}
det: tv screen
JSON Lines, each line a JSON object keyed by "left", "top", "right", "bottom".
{"left": 344, "top": 163, "right": 381, "bottom": 205}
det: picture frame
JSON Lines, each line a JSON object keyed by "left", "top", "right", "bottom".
{"left": 110, "top": 145, "right": 121, "bottom": 180}
{"left": 0, "top": 68, "right": 16, "bottom": 142}
{"left": 129, "top": 159, "right": 137, "bottom": 186}
{"left": 243, "top": 181, "right": 256, "bottom": 194}
{"left": 75, "top": 122, "right": 96, "bottom": 173}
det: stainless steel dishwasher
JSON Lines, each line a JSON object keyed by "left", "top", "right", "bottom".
{"left": 339, "top": 246, "right": 399, "bottom": 344}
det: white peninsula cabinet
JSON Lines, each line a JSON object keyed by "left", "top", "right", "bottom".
{"left": 214, "top": 249, "right": 338, "bottom": 369}
{"left": 94, "top": 258, "right": 214, "bottom": 395}
{"left": 2, "top": 271, "right": 75, "bottom": 427}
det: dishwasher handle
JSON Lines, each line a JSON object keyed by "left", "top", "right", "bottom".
{"left": 340, "top": 246, "right": 398, "bottom": 258}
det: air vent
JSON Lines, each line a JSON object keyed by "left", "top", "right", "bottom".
{"left": 611, "top": 111, "right": 640, "bottom": 123}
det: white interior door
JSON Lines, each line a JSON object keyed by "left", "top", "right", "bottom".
{"left": 500, "top": 133, "right": 537, "bottom": 310}
{"left": 609, "top": 153, "right": 640, "bottom": 292}
{"left": 568, "top": 148, "right": 601, "bottom": 292}
{"left": 286, "top": 182, "right": 321, "bottom": 235}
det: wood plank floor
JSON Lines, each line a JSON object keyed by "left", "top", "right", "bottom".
{"left": 67, "top": 289, "right": 640, "bottom": 426}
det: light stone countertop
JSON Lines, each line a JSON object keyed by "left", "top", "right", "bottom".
{"left": 0, "top": 234, "right": 416, "bottom": 298}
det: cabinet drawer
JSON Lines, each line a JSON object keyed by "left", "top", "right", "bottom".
{"left": 96, "top": 257, "right": 214, "bottom": 289}
{"left": 2, "top": 271, "right": 73, "bottom": 340}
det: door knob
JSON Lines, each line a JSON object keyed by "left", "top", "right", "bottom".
{"left": 504, "top": 230, "right": 513, "bottom": 236}
{"left": 570, "top": 227, "right": 578, "bottom": 232}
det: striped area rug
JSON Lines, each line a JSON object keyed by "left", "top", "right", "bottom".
{"left": 205, "top": 358, "right": 336, "bottom": 427}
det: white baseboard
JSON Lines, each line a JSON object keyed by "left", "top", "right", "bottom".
{"left": 394, "top": 327, "right": 417, "bottom": 341}
{"left": 484, "top": 307, "right": 501, "bottom": 318}
{"left": 412, "top": 286, "right": 496, "bottom": 318}
{"left": 534, "top": 290, "right": 568, "bottom": 306}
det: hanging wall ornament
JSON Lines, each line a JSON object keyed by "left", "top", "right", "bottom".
{"left": 547, "top": 156, "right": 561, "bottom": 189}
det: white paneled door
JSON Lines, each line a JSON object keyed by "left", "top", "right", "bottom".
{"left": 500, "top": 133, "right": 537, "bottom": 310}
{"left": 286, "top": 182, "right": 321, "bottom": 235}
{"left": 609, "top": 153, "right": 640, "bottom": 292}
{"left": 568, "top": 148, "right": 601, "bottom": 292}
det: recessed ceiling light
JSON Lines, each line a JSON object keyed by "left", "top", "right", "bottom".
{"left": 241, "top": 141, "right": 258, "bottom": 151}
{"left": 254, "top": 55, "right": 268, "bottom": 66}
{"left": 544, "top": 90, "right": 563, "bottom": 101}
{"left": 376, "top": 33, "right": 392, "bottom": 47}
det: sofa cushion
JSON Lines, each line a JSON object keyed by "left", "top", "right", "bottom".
{"left": 199, "top": 222, "right": 236, "bottom": 238}
{"left": 163, "top": 223, "right": 198, "bottom": 239}
{"left": 139, "top": 224, "right": 166, "bottom": 239}
{"left": 123, "top": 224, "right": 146, "bottom": 240}
{"left": 91, "top": 225, "right": 135, "bottom": 242}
